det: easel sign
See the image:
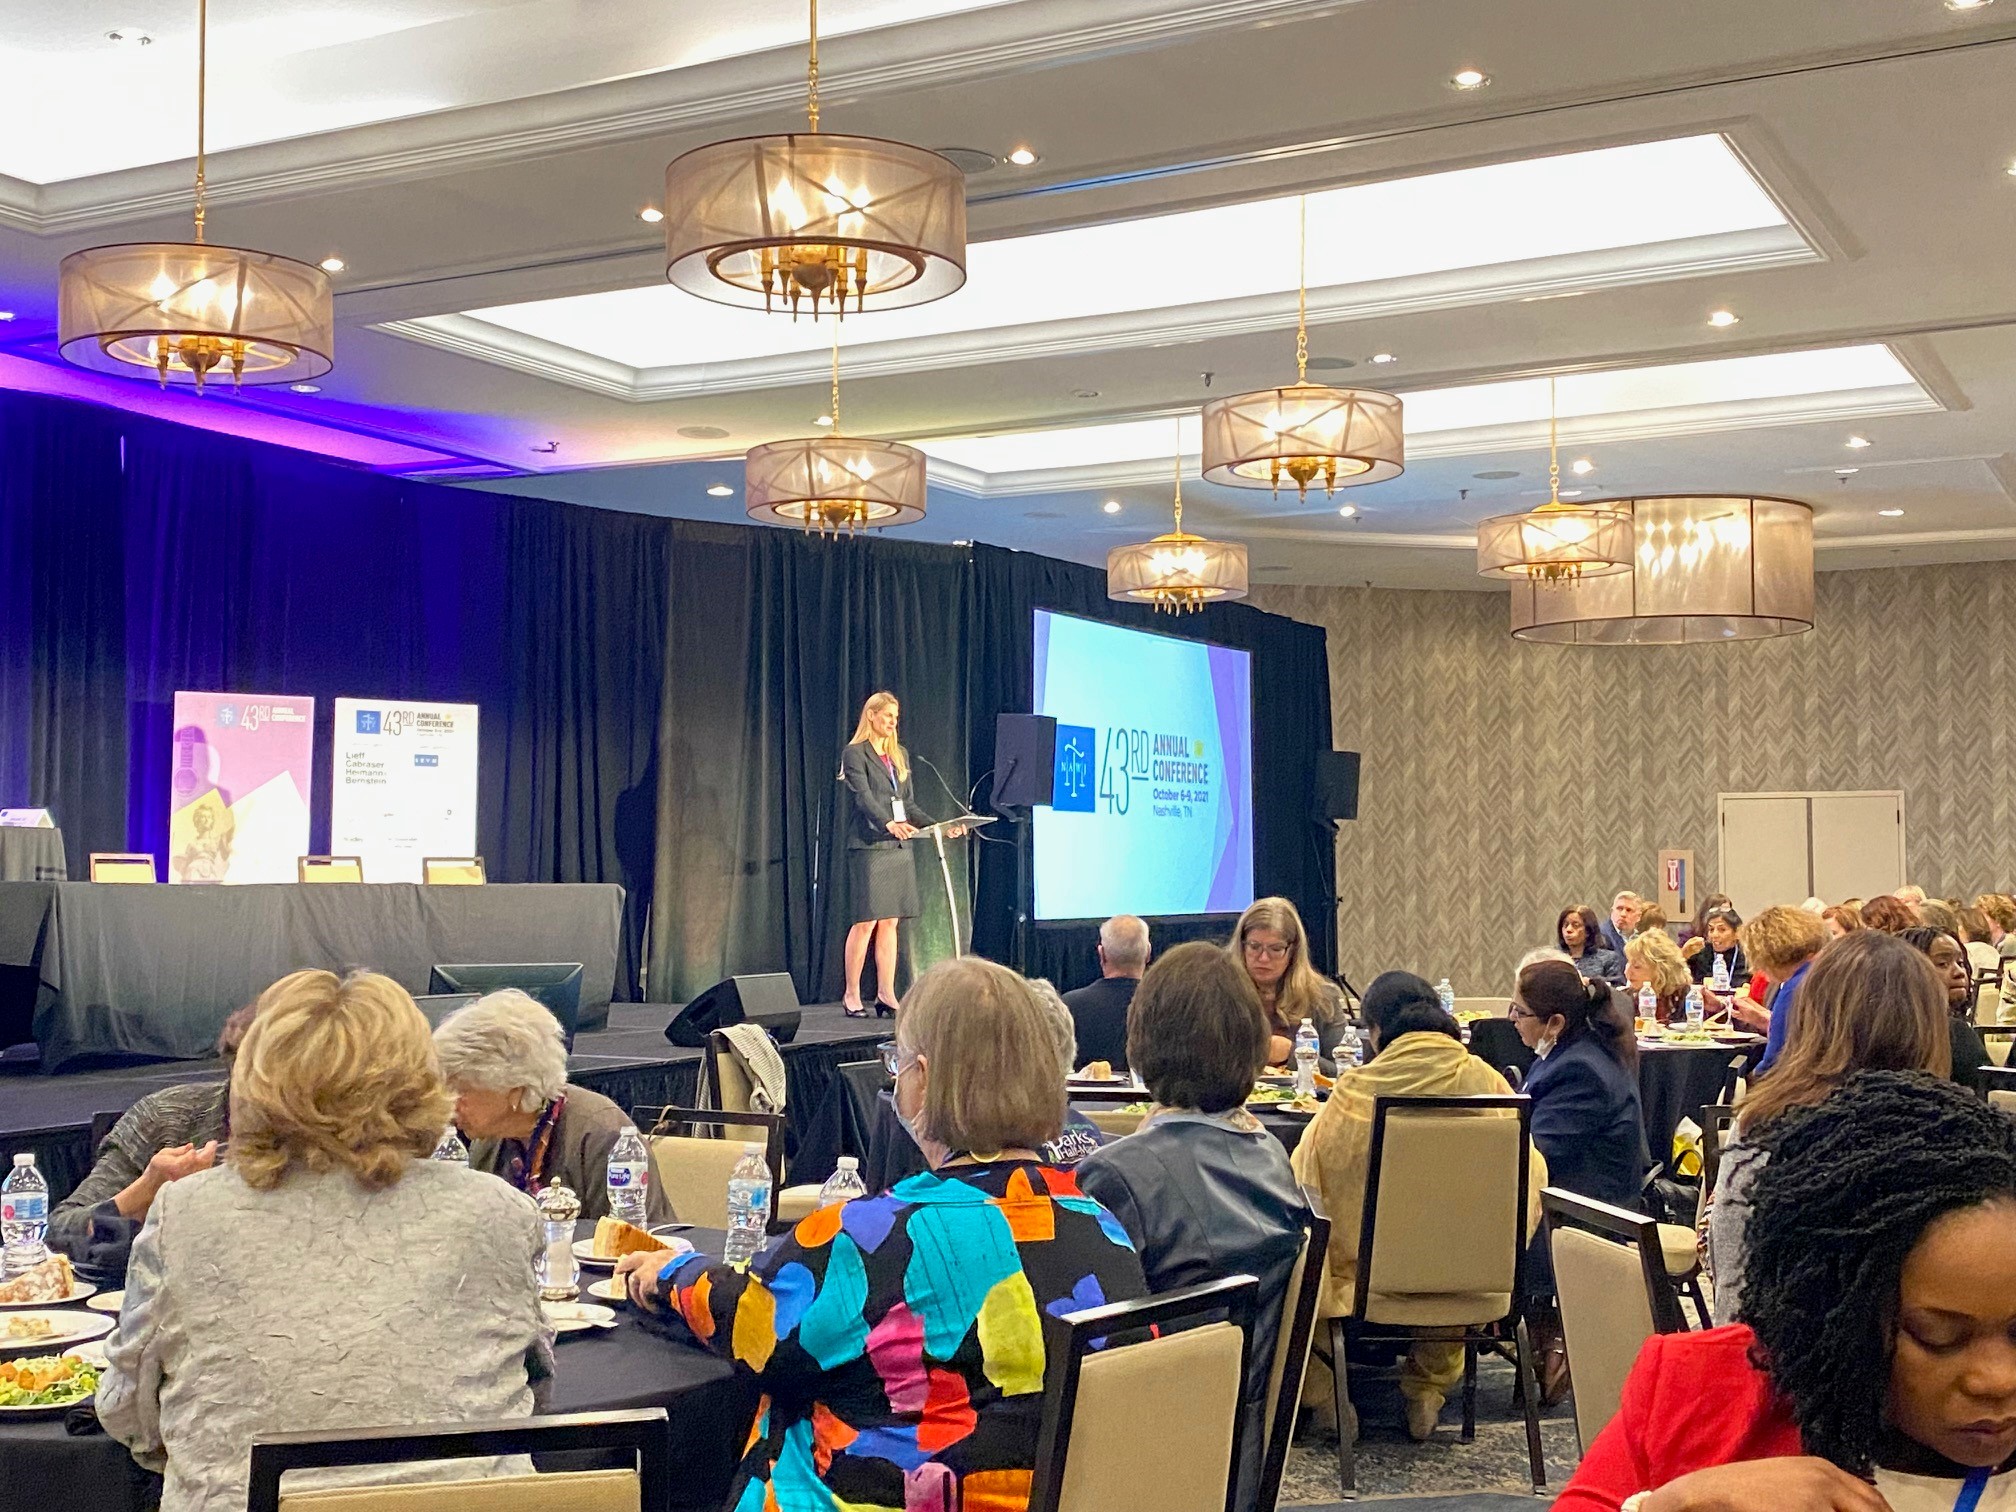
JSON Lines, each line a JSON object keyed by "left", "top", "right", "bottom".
{"left": 1658, "top": 849, "right": 1695, "bottom": 923}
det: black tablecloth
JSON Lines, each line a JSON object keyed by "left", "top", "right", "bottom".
{"left": 0, "top": 828, "right": 67, "bottom": 882}
{"left": 1638, "top": 1043, "right": 1754, "bottom": 1176}
{"left": 0, "top": 882, "right": 625, "bottom": 1070}
{"left": 0, "top": 1226, "right": 754, "bottom": 1512}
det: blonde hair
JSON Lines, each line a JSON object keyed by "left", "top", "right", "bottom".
{"left": 231, "top": 969, "right": 451, "bottom": 1192}
{"left": 1231, "top": 895, "right": 1340, "bottom": 1027}
{"left": 1973, "top": 894, "right": 2016, "bottom": 933}
{"left": 849, "top": 691, "right": 908, "bottom": 781}
{"left": 896, "top": 957, "right": 1070, "bottom": 1152}
{"left": 1740, "top": 905, "right": 1827, "bottom": 974}
{"left": 1625, "top": 929, "right": 1690, "bottom": 999}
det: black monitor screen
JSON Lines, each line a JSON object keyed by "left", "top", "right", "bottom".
{"left": 427, "top": 963, "right": 583, "bottom": 1041}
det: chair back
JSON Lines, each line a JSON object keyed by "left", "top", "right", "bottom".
{"left": 1255, "top": 1187, "right": 1330, "bottom": 1512}
{"left": 706, "top": 1030, "right": 756, "bottom": 1115}
{"left": 1983, "top": 1030, "right": 2014, "bottom": 1069}
{"left": 1990, "top": 1089, "right": 2016, "bottom": 1114}
{"left": 1697, "top": 1102, "right": 1738, "bottom": 1224}
{"left": 299, "top": 856, "right": 364, "bottom": 883}
{"left": 1083, "top": 1107, "right": 1142, "bottom": 1139}
{"left": 422, "top": 856, "right": 486, "bottom": 886}
{"left": 247, "top": 1409, "right": 665, "bottom": 1512}
{"left": 1542, "top": 1187, "right": 1686, "bottom": 1452}
{"left": 635, "top": 1106, "right": 786, "bottom": 1232}
{"left": 1356, "top": 1094, "right": 1531, "bottom": 1327}
{"left": 89, "top": 853, "right": 157, "bottom": 883}
{"left": 1465, "top": 1017, "right": 1535, "bottom": 1085}
{"left": 1028, "top": 1276, "right": 1258, "bottom": 1512}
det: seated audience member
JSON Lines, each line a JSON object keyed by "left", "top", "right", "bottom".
{"left": 1679, "top": 893, "right": 1734, "bottom": 953}
{"left": 1292, "top": 972, "right": 1544, "bottom": 1442}
{"left": 1973, "top": 892, "right": 2016, "bottom": 957}
{"left": 1821, "top": 903, "right": 1863, "bottom": 940}
{"left": 1957, "top": 904, "right": 2002, "bottom": 978}
{"left": 1601, "top": 891, "right": 1644, "bottom": 956}
{"left": 1686, "top": 907, "right": 1748, "bottom": 986}
{"left": 620, "top": 956, "right": 1147, "bottom": 1512}
{"left": 1894, "top": 882, "right": 1929, "bottom": 909}
{"left": 1558, "top": 904, "right": 1627, "bottom": 985}
{"left": 1735, "top": 906, "right": 1826, "bottom": 1073}
{"left": 98, "top": 971, "right": 547, "bottom": 1512}
{"left": 433, "top": 989, "right": 672, "bottom": 1224}
{"left": 1077, "top": 942, "right": 1306, "bottom": 1507}
{"left": 1624, "top": 930, "right": 1691, "bottom": 1024}
{"left": 48, "top": 1004, "right": 255, "bottom": 1282}
{"left": 1633, "top": 905, "right": 1670, "bottom": 938}
{"left": 1916, "top": 898, "right": 1963, "bottom": 940}
{"left": 1900, "top": 926, "right": 1993, "bottom": 1095}
{"left": 1799, "top": 896, "right": 1827, "bottom": 916}
{"left": 1232, "top": 895, "right": 1348, "bottom": 1070}
{"left": 1558, "top": 1071, "right": 2016, "bottom": 1512}
{"left": 1706, "top": 932, "right": 1948, "bottom": 1322}
{"left": 1859, "top": 893, "right": 1919, "bottom": 934}
{"left": 1511, "top": 959, "right": 1650, "bottom": 1403}
{"left": 1062, "top": 913, "right": 1150, "bottom": 1072}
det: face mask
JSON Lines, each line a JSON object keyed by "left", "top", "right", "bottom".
{"left": 1535, "top": 1029, "right": 1559, "bottom": 1059}
{"left": 895, "top": 1063, "right": 928, "bottom": 1146}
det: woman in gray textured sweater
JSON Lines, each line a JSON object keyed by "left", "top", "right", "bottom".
{"left": 97, "top": 969, "right": 549, "bottom": 1512}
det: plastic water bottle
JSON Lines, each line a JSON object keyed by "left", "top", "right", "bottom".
{"left": 817, "top": 1155, "right": 868, "bottom": 1209}
{"left": 1711, "top": 955, "right": 1732, "bottom": 994}
{"left": 1338, "top": 1018, "right": 1365, "bottom": 1069}
{"left": 2, "top": 1154, "right": 49, "bottom": 1275}
{"left": 1293, "top": 1018, "right": 1321, "bottom": 1096}
{"left": 606, "top": 1125, "right": 650, "bottom": 1227}
{"left": 431, "top": 1126, "right": 469, "bottom": 1165}
{"left": 1685, "top": 985, "right": 1705, "bottom": 1031}
{"left": 724, "top": 1144, "right": 773, "bottom": 1271}
{"left": 1637, "top": 982, "right": 1659, "bottom": 1026}
{"left": 1436, "top": 978, "right": 1456, "bottom": 1016}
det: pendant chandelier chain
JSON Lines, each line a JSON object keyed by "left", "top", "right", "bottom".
{"left": 806, "top": 0, "right": 821, "bottom": 132}
{"left": 1295, "top": 195, "right": 1308, "bottom": 385}
{"left": 1172, "top": 420, "right": 1184, "bottom": 535}
{"left": 193, "top": 0, "right": 208, "bottom": 243}
{"left": 829, "top": 317, "right": 842, "bottom": 433}
{"left": 1547, "top": 375, "right": 1561, "bottom": 507}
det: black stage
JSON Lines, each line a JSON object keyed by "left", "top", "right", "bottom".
{"left": 1, "top": 1001, "right": 890, "bottom": 1206}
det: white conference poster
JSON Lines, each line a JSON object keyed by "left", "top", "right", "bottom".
{"left": 331, "top": 699, "right": 480, "bottom": 883}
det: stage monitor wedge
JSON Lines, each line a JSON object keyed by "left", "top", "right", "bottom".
{"left": 428, "top": 962, "right": 583, "bottom": 1042}
{"left": 993, "top": 713, "right": 1056, "bottom": 807}
{"left": 1317, "top": 750, "right": 1362, "bottom": 822}
{"left": 666, "top": 972, "right": 802, "bottom": 1048}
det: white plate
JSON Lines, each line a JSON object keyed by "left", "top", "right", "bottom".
{"left": 540, "top": 1301, "right": 616, "bottom": 1335}
{"left": 0, "top": 1310, "right": 115, "bottom": 1354}
{"left": 585, "top": 1277, "right": 628, "bottom": 1303}
{"left": 569, "top": 1240, "right": 615, "bottom": 1270}
{"left": 573, "top": 1232, "right": 694, "bottom": 1269}
{"left": 85, "top": 1291, "right": 124, "bottom": 1315}
{"left": 68, "top": 1340, "right": 110, "bottom": 1368}
{"left": 0, "top": 1278, "right": 97, "bottom": 1310}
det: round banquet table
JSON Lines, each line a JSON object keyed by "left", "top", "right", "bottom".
{"left": 0, "top": 1226, "right": 755, "bottom": 1512}
{"left": 1636, "top": 1038, "right": 1761, "bottom": 1176}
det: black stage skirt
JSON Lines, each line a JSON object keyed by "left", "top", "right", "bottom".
{"left": 849, "top": 843, "right": 920, "bottom": 923}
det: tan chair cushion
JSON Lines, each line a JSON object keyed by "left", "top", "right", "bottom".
{"left": 1990, "top": 1089, "right": 2016, "bottom": 1113}
{"left": 281, "top": 1470, "right": 638, "bottom": 1512}
{"left": 712, "top": 1047, "right": 755, "bottom": 1116}
{"left": 1083, "top": 1108, "right": 1143, "bottom": 1138}
{"left": 1362, "top": 1108, "right": 1522, "bottom": 1304}
{"left": 1657, "top": 1223, "right": 1700, "bottom": 1278}
{"left": 1056, "top": 1321, "right": 1243, "bottom": 1512}
{"left": 1553, "top": 1225, "right": 1657, "bottom": 1451}
{"left": 647, "top": 1135, "right": 744, "bottom": 1231}
{"left": 1360, "top": 1289, "right": 1512, "bottom": 1328}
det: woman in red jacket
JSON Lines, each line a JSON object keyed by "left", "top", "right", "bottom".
{"left": 1558, "top": 1071, "right": 2016, "bottom": 1512}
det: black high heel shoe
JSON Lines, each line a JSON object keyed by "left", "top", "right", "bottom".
{"left": 874, "top": 998, "right": 899, "bottom": 1017}
{"left": 843, "top": 1001, "right": 869, "bottom": 1019}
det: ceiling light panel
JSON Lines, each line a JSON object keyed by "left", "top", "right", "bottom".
{"left": 419, "top": 135, "right": 1805, "bottom": 396}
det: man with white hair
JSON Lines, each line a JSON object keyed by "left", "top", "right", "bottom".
{"left": 1600, "top": 891, "right": 1643, "bottom": 957}
{"left": 1061, "top": 916, "right": 1151, "bottom": 1072}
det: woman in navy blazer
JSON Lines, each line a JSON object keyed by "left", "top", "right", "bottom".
{"left": 1511, "top": 957, "right": 1651, "bottom": 1403}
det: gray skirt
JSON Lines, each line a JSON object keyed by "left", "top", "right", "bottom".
{"left": 849, "top": 843, "right": 920, "bottom": 923}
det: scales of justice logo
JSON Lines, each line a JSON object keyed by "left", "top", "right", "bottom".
{"left": 1056, "top": 730, "right": 1092, "bottom": 805}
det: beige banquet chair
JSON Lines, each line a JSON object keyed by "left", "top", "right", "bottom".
{"left": 89, "top": 853, "right": 158, "bottom": 883}
{"left": 1990, "top": 1089, "right": 2016, "bottom": 1114}
{"left": 1027, "top": 1275, "right": 1258, "bottom": 1512}
{"left": 298, "top": 855, "right": 364, "bottom": 883}
{"left": 247, "top": 1408, "right": 667, "bottom": 1512}
{"left": 702, "top": 1029, "right": 824, "bottom": 1223}
{"left": 635, "top": 1105, "right": 788, "bottom": 1233}
{"left": 1255, "top": 1187, "right": 1332, "bottom": 1512}
{"left": 422, "top": 856, "right": 486, "bottom": 885}
{"left": 1082, "top": 1107, "right": 1144, "bottom": 1139}
{"left": 1542, "top": 1187, "right": 1689, "bottom": 1455}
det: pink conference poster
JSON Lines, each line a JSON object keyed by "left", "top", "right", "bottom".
{"left": 168, "top": 691, "right": 315, "bottom": 884}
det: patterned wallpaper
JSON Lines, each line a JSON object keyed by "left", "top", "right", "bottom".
{"left": 1253, "top": 559, "right": 2016, "bottom": 996}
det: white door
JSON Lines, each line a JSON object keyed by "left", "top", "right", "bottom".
{"left": 1811, "top": 792, "right": 1905, "bottom": 902}
{"left": 1718, "top": 796, "right": 1811, "bottom": 919}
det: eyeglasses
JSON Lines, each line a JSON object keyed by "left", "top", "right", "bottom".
{"left": 878, "top": 1042, "right": 914, "bottom": 1079}
{"left": 1506, "top": 1000, "right": 1541, "bottom": 1023}
{"left": 1243, "top": 941, "right": 1291, "bottom": 961}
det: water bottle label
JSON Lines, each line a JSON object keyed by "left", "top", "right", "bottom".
{"left": 606, "top": 1161, "right": 647, "bottom": 1191}
{"left": 2, "top": 1195, "right": 46, "bottom": 1223}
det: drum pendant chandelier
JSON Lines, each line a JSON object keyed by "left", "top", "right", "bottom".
{"left": 1201, "top": 197, "right": 1403, "bottom": 497}
{"left": 1108, "top": 425, "right": 1249, "bottom": 614}
{"left": 662, "top": 0, "right": 966, "bottom": 318}
{"left": 1475, "top": 377, "right": 1633, "bottom": 583}
{"left": 58, "top": 0, "right": 334, "bottom": 390}
{"left": 745, "top": 324, "right": 927, "bottom": 533}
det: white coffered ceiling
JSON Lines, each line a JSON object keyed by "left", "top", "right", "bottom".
{"left": 1, "top": 0, "right": 2014, "bottom": 589}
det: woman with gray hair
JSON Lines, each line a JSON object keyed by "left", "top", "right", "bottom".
{"left": 433, "top": 990, "right": 672, "bottom": 1223}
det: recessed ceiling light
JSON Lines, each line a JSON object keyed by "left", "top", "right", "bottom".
{"left": 677, "top": 424, "right": 729, "bottom": 440}
{"left": 1878, "top": 508, "right": 1905, "bottom": 516}
{"left": 706, "top": 483, "right": 733, "bottom": 497}
{"left": 1946, "top": 0, "right": 1993, "bottom": 11}
{"left": 1338, "top": 504, "right": 1358, "bottom": 518}
{"left": 1448, "top": 68, "right": 1490, "bottom": 90}
{"left": 1305, "top": 355, "right": 1356, "bottom": 371}
{"left": 813, "top": 413, "right": 834, "bottom": 427}
{"left": 638, "top": 207, "right": 665, "bottom": 223}
{"left": 1101, "top": 499, "right": 1122, "bottom": 514}
{"left": 1570, "top": 458, "right": 1594, "bottom": 475}
{"left": 1845, "top": 435, "right": 1871, "bottom": 449}
{"left": 318, "top": 256, "right": 345, "bottom": 273}
{"left": 105, "top": 29, "right": 152, "bottom": 46}
{"left": 1474, "top": 469, "right": 1521, "bottom": 480}
{"left": 1558, "top": 489, "right": 1584, "bottom": 498}
{"left": 1007, "top": 146, "right": 1039, "bottom": 166}
{"left": 288, "top": 382, "right": 321, "bottom": 394}
{"left": 1707, "top": 309, "right": 1740, "bottom": 327}
{"left": 1072, "top": 388, "right": 1101, "bottom": 399}
{"left": 1836, "top": 467, "right": 1860, "bottom": 476}
{"left": 1369, "top": 351, "right": 1397, "bottom": 365}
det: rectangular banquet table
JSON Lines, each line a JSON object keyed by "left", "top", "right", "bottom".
{"left": 0, "top": 880, "right": 624, "bottom": 1069}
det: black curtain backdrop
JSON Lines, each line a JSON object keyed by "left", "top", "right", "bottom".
{"left": 1, "top": 390, "right": 1333, "bottom": 1013}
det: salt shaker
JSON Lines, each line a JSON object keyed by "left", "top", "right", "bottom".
{"left": 535, "top": 1181, "right": 582, "bottom": 1301}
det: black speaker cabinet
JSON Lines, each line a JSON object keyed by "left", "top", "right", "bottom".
{"left": 993, "top": 713, "right": 1057, "bottom": 807}
{"left": 665, "top": 972, "right": 803, "bottom": 1047}
{"left": 1317, "top": 750, "right": 1362, "bottom": 821}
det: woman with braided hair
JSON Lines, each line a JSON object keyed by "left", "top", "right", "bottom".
{"left": 1558, "top": 1071, "right": 2016, "bottom": 1512}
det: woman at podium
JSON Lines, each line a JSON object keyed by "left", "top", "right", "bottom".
{"left": 839, "top": 692, "right": 940, "bottom": 1018}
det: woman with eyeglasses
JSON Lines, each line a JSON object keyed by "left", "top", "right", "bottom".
{"left": 1230, "top": 896, "right": 1348, "bottom": 1071}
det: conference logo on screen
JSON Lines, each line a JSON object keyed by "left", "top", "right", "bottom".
{"left": 354, "top": 709, "right": 382, "bottom": 735}
{"left": 1052, "top": 724, "right": 1096, "bottom": 812}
